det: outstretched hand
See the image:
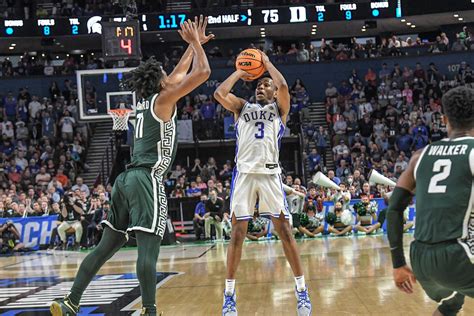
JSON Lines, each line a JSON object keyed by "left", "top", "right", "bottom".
{"left": 195, "top": 15, "right": 215, "bottom": 44}
{"left": 178, "top": 20, "right": 200, "bottom": 44}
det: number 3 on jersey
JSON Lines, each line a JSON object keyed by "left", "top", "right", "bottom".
{"left": 428, "top": 159, "right": 452, "bottom": 193}
{"left": 255, "top": 122, "right": 264, "bottom": 139}
{"left": 135, "top": 113, "right": 144, "bottom": 139}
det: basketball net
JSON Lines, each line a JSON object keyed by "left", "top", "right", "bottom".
{"left": 108, "top": 109, "right": 133, "bottom": 131}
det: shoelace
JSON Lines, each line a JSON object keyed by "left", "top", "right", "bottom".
{"left": 223, "top": 296, "right": 237, "bottom": 312}
{"left": 296, "top": 291, "right": 310, "bottom": 308}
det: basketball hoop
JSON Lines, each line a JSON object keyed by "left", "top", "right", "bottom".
{"left": 108, "top": 109, "right": 133, "bottom": 131}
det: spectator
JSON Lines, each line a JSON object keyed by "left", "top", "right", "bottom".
{"left": 296, "top": 43, "right": 309, "bottom": 63}
{"left": 186, "top": 181, "right": 202, "bottom": 197}
{"left": 71, "top": 177, "right": 90, "bottom": 197}
{"left": 313, "top": 126, "right": 329, "bottom": 166}
{"left": 204, "top": 189, "right": 224, "bottom": 241}
{"left": 193, "top": 194, "right": 207, "bottom": 240}
{"left": 307, "top": 149, "right": 321, "bottom": 172}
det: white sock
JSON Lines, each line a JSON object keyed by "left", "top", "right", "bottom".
{"left": 295, "top": 275, "right": 306, "bottom": 292}
{"left": 225, "top": 279, "right": 236, "bottom": 295}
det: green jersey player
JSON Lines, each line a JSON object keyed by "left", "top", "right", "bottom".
{"left": 50, "top": 17, "right": 213, "bottom": 316}
{"left": 387, "top": 86, "right": 474, "bottom": 316}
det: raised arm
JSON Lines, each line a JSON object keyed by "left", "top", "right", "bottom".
{"left": 167, "top": 16, "right": 214, "bottom": 85}
{"left": 261, "top": 51, "right": 290, "bottom": 121}
{"left": 214, "top": 70, "right": 248, "bottom": 117}
{"left": 166, "top": 46, "right": 193, "bottom": 85}
{"left": 158, "top": 19, "right": 211, "bottom": 107}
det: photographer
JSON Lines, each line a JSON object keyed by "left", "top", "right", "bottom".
{"left": 0, "top": 221, "right": 25, "bottom": 253}
{"left": 204, "top": 189, "right": 224, "bottom": 241}
{"left": 57, "top": 192, "right": 84, "bottom": 250}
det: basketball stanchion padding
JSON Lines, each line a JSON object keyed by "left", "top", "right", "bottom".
{"left": 108, "top": 109, "right": 133, "bottom": 131}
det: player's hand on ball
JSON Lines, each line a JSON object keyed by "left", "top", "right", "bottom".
{"left": 393, "top": 265, "right": 416, "bottom": 294}
{"left": 236, "top": 69, "right": 253, "bottom": 81}
{"left": 195, "top": 15, "right": 215, "bottom": 44}
{"left": 259, "top": 50, "right": 270, "bottom": 66}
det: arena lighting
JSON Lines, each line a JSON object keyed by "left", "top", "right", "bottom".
{"left": 458, "top": 17, "right": 464, "bottom": 21}
{"left": 10, "top": 43, "right": 16, "bottom": 46}
{"left": 66, "top": 54, "right": 69, "bottom": 57}
{"left": 411, "top": 25, "right": 416, "bottom": 28}
{"left": 91, "top": 52, "right": 94, "bottom": 56}
{"left": 260, "top": 27, "right": 265, "bottom": 31}
{"left": 41, "top": 53, "right": 45, "bottom": 57}
{"left": 56, "top": 55, "right": 59, "bottom": 59}
{"left": 401, "top": 19, "right": 406, "bottom": 22}
{"left": 361, "top": 28, "right": 366, "bottom": 32}
{"left": 453, "top": 14, "right": 459, "bottom": 17}
{"left": 8, "top": 46, "right": 14, "bottom": 50}
{"left": 406, "top": 22, "right": 411, "bottom": 25}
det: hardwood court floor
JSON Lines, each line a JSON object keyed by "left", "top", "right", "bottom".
{"left": 0, "top": 234, "right": 473, "bottom": 315}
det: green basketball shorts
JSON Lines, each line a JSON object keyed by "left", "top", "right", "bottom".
{"left": 102, "top": 167, "right": 168, "bottom": 238}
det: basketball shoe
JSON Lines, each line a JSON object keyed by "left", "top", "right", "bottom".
{"left": 295, "top": 287, "right": 312, "bottom": 316}
{"left": 50, "top": 295, "right": 79, "bottom": 316}
{"left": 222, "top": 290, "right": 237, "bottom": 316}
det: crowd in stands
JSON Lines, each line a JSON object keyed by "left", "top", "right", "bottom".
{"left": 0, "top": 83, "right": 94, "bottom": 251}
{"left": 302, "top": 59, "right": 472, "bottom": 207}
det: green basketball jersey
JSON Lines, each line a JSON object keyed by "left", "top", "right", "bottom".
{"left": 130, "top": 93, "right": 178, "bottom": 174}
{"left": 414, "top": 137, "right": 473, "bottom": 248}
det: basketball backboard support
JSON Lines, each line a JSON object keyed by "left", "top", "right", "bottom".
{"left": 77, "top": 67, "right": 136, "bottom": 121}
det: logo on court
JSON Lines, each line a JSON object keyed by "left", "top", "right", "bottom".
{"left": 0, "top": 272, "right": 178, "bottom": 315}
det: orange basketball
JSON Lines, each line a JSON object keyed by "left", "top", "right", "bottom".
{"left": 235, "top": 48, "right": 265, "bottom": 80}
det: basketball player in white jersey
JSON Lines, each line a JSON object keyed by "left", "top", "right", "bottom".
{"left": 214, "top": 52, "right": 312, "bottom": 316}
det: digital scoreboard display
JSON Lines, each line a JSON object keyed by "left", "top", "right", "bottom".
{"left": 0, "top": 1, "right": 473, "bottom": 38}
{"left": 101, "top": 21, "right": 141, "bottom": 61}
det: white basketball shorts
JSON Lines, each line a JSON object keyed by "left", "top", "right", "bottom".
{"left": 230, "top": 171, "right": 289, "bottom": 221}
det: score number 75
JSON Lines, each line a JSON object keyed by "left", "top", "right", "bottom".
{"left": 262, "top": 9, "right": 279, "bottom": 23}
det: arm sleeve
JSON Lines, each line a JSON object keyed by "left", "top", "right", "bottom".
{"left": 387, "top": 186, "right": 413, "bottom": 268}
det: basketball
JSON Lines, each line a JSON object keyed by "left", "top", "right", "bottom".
{"left": 235, "top": 48, "right": 266, "bottom": 80}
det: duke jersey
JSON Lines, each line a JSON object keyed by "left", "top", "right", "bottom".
{"left": 235, "top": 102, "right": 285, "bottom": 174}
{"left": 414, "top": 137, "right": 473, "bottom": 261}
{"left": 131, "top": 93, "right": 178, "bottom": 174}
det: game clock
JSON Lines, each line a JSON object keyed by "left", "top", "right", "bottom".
{"left": 102, "top": 20, "right": 141, "bottom": 61}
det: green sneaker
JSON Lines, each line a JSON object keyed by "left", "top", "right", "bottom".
{"left": 140, "top": 307, "right": 159, "bottom": 316}
{"left": 50, "top": 295, "right": 79, "bottom": 316}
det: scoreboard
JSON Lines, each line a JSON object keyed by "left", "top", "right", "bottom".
{"left": 0, "top": 0, "right": 473, "bottom": 38}
{"left": 102, "top": 21, "right": 141, "bottom": 61}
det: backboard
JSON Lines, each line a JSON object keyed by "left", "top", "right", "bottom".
{"left": 76, "top": 67, "right": 136, "bottom": 121}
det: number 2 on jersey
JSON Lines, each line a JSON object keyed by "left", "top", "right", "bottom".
{"left": 428, "top": 159, "right": 452, "bottom": 193}
{"left": 135, "top": 113, "right": 144, "bottom": 139}
{"left": 255, "top": 122, "right": 264, "bottom": 139}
